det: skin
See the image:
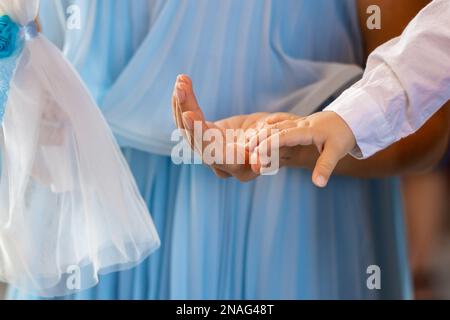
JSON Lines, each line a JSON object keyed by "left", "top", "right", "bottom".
{"left": 173, "top": 0, "right": 450, "bottom": 184}
{"left": 35, "top": 18, "right": 41, "bottom": 32}
{"left": 173, "top": 76, "right": 272, "bottom": 182}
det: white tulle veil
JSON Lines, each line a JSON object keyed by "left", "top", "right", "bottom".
{"left": 0, "top": 0, "right": 160, "bottom": 297}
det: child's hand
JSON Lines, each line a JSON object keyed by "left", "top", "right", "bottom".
{"left": 249, "top": 111, "right": 357, "bottom": 188}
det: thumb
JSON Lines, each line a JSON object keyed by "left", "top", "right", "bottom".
{"left": 176, "top": 75, "right": 205, "bottom": 119}
{"left": 182, "top": 111, "right": 207, "bottom": 155}
{"left": 312, "top": 144, "right": 341, "bottom": 188}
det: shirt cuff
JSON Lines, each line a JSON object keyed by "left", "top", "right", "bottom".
{"left": 324, "top": 87, "right": 398, "bottom": 159}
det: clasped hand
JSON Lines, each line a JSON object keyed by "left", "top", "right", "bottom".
{"left": 171, "top": 75, "right": 356, "bottom": 187}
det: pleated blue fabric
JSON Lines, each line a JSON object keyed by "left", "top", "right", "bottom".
{"left": 8, "top": 0, "right": 411, "bottom": 299}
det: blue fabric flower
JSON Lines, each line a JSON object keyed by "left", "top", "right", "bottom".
{"left": 0, "top": 15, "right": 20, "bottom": 59}
{"left": 0, "top": 15, "right": 23, "bottom": 123}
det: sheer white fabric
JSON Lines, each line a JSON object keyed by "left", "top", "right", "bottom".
{"left": 0, "top": 0, "right": 160, "bottom": 297}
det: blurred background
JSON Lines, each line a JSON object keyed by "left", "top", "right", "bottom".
{"left": 402, "top": 145, "right": 450, "bottom": 299}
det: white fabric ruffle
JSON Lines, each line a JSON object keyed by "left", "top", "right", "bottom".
{"left": 0, "top": 0, "right": 160, "bottom": 297}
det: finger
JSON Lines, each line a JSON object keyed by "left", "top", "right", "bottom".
{"left": 175, "top": 82, "right": 188, "bottom": 130}
{"left": 211, "top": 142, "right": 257, "bottom": 180}
{"left": 212, "top": 144, "right": 259, "bottom": 182}
{"left": 182, "top": 111, "right": 207, "bottom": 155}
{"left": 176, "top": 75, "right": 205, "bottom": 119}
{"left": 248, "top": 120, "right": 297, "bottom": 152}
{"left": 255, "top": 126, "right": 314, "bottom": 159}
{"left": 183, "top": 111, "right": 226, "bottom": 167}
{"left": 222, "top": 142, "right": 250, "bottom": 170}
{"left": 175, "top": 75, "right": 216, "bottom": 152}
{"left": 174, "top": 75, "right": 205, "bottom": 135}
{"left": 250, "top": 152, "right": 261, "bottom": 174}
{"left": 249, "top": 120, "right": 297, "bottom": 151}
{"left": 265, "top": 113, "right": 300, "bottom": 125}
{"left": 312, "top": 143, "right": 341, "bottom": 188}
{"left": 181, "top": 111, "right": 195, "bottom": 150}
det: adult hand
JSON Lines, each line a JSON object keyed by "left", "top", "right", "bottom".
{"left": 172, "top": 75, "right": 293, "bottom": 182}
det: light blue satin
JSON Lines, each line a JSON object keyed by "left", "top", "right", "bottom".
{"left": 8, "top": 0, "right": 411, "bottom": 299}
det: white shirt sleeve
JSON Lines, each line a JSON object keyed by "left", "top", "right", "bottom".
{"left": 325, "top": 0, "right": 450, "bottom": 159}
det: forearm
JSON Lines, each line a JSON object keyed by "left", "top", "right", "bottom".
{"left": 285, "top": 105, "right": 449, "bottom": 178}
{"left": 335, "top": 127, "right": 449, "bottom": 178}
{"left": 336, "top": 102, "right": 450, "bottom": 177}
{"left": 328, "top": 0, "right": 450, "bottom": 158}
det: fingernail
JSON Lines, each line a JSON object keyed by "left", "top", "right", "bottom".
{"left": 315, "top": 175, "right": 327, "bottom": 188}
{"left": 182, "top": 112, "right": 193, "bottom": 130}
{"left": 177, "top": 74, "right": 188, "bottom": 83}
{"left": 176, "top": 83, "right": 186, "bottom": 103}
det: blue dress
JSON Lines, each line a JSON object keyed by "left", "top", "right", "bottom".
{"left": 8, "top": 0, "right": 411, "bottom": 299}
